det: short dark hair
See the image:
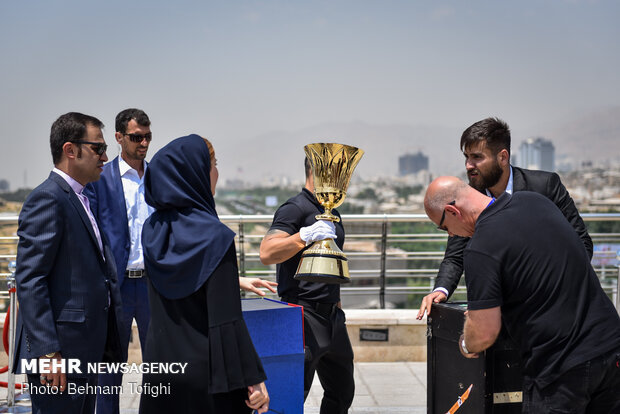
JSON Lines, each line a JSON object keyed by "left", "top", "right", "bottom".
{"left": 115, "top": 108, "right": 151, "bottom": 134}
{"left": 460, "top": 117, "right": 511, "bottom": 156}
{"left": 50, "top": 112, "right": 104, "bottom": 165}
{"left": 304, "top": 156, "right": 312, "bottom": 180}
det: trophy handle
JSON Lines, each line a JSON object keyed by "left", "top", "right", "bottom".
{"left": 315, "top": 211, "right": 340, "bottom": 222}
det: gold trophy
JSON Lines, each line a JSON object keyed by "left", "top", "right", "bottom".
{"left": 294, "top": 143, "right": 365, "bottom": 284}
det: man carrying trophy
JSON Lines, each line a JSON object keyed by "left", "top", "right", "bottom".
{"left": 260, "top": 143, "right": 363, "bottom": 414}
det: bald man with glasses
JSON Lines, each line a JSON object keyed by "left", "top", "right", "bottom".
{"left": 417, "top": 117, "right": 592, "bottom": 320}
{"left": 424, "top": 176, "right": 620, "bottom": 413}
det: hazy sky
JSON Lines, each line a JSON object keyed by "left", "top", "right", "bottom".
{"left": 1, "top": 0, "right": 618, "bottom": 188}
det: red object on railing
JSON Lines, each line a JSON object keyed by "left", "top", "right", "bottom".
{"left": 0, "top": 381, "right": 23, "bottom": 389}
{"left": 3, "top": 303, "right": 10, "bottom": 353}
{"left": 0, "top": 305, "right": 11, "bottom": 374}
{"left": 1, "top": 300, "right": 21, "bottom": 388}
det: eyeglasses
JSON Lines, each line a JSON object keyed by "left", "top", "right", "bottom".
{"left": 124, "top": 133, "right": 152, "bottom": 143}
{"left": 69, "top": 140, "right": 108, "bottom": 156}
{"left": 437, "top": 200, "right": 456, "bottom": 232}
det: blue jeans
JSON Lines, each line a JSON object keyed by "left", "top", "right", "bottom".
{"left": 522, "top": 346, "right": 620, "bottom": 413}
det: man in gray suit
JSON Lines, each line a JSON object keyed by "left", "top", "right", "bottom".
{"left": 14, "top": 112, "right": 126, "bottom": 414}
{"left": 417, "top": 117, "right": 592, "bottom": 319}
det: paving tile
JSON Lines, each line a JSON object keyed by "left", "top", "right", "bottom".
{"left": 350, "top": 395, "right": 376, "bottom": 407}
{"left": 0, "top": 362, "right": 428, "bottom": 413}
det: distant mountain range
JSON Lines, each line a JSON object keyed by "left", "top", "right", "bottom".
{"left": 220, "top": 106, "right": 620, "bottom": 184}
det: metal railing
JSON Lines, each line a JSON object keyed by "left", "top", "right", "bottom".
{"left": 220, "top": 213, "right": 620, "bottom": 309}
{"left": 1, "top": 213, "right": 620, "bottom": 310}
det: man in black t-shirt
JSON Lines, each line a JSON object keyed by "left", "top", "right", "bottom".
{"left": 259, "top": 157, "right": 354, "bottom": 414}
{"left": 424, "top": 176, "right": 620, "bottom": 413}
{"left": 417, "top": 118, "right": 592, "bottom": 320}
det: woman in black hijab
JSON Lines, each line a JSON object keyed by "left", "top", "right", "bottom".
{"left": 139, "top": 135, "right": 269, "bottom": 413}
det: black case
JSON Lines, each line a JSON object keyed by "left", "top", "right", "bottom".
{"left": 427, "top": 302, "right": 523, "bottom": 413}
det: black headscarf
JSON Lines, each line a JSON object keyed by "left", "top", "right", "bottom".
{"left": 141, "top": 134, "right": 235, "bottom": 299}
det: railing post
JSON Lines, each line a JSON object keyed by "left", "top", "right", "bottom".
{"left": 3, "top": 260, "right": 30, "bottom": 412}
{"left": 379, "top": 215, "right": 388, "bottom": 309}
{"left": 616, "top": 265, "right": 620, "bottom": 315}
{"left": 238, "top": 216, "right": 245, "bottom": 278}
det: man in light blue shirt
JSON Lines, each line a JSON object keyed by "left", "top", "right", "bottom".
{"left": 84, "top": 108, "right": 153, "bottom": 414}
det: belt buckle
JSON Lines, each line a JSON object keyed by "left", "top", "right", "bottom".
{"left": 127, "top": 269, "right": 144, "bottom": 278}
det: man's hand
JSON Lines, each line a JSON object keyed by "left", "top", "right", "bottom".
{"left": 416, "top": 290, "right": 447, "bottom": 320}
{"left": 239, "top": 277, "right": 278, "bottom": 296}
{"left": 299, "top": 220, "right": 336, "bottom": 245}
{"left": 39, "top": 352, "right": 66, "bottom": 392}
{"left": 462, "top": 307, "right": 501, "bottom": 356}
{"left": 246, "top": 382, "right": 269, "bottom": 413}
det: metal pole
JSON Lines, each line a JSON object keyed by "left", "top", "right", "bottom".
{"left": 616, "top": 266, "right": 620, "bottom": 315}
{"left": 379, "top": 216, "right": 388, "bottom": 309}
{"left": 7, "top": 277, "right": 16, "bottom": 407}
{"left": 1, "top": 260, "right": 30, "bottom": 413}
{"left": 238, "top": 216, "right": 245, "bottom": 278}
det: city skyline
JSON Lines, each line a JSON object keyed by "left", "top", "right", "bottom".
{"left": 1, "top": 1, "right": 619, "bottom": 189}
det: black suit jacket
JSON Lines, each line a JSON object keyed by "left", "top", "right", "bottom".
{"left": 434, "top": 166, "right": 593, "bottom": 297}
{"left": 13, "top": 172, "right": 127, "bottom": 377}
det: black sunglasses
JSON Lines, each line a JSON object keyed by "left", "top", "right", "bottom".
{"left": 124, "top": 133, "right": 152, "bottom": 143}
{"left": 69, "top": 140, "right": 108, "bottom": 156}
{"left": 437, "top": 200, "right": 456, "bottom": 232}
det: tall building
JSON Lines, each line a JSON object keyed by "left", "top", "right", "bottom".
{"left": 398, "top": 152, "right": 428, "bottom": 176}
{"left": 518, "top": 137, "right": 555, "bottom": 171}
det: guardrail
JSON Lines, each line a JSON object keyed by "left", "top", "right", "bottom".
{"left": 1, "top": 213, "right": 620, "bottom": 310}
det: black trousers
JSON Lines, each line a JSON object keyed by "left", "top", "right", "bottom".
{"left": 522, "top": 346, "right": 620, "bottom": 413}
{"left": 293, "top": 300, "right": 355, "bottom": 414}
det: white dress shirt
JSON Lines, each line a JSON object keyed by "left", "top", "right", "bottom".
{"left": 119, "top": 158, "right": 153, "bottom": 271}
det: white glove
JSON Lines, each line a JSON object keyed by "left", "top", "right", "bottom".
{"left": 299, "top": 220, "right": 337, "bottom": 245}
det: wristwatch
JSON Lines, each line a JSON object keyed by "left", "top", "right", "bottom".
{"left": 460, "top": 337, "right": 470, "bottom": 354}
{"left": 45, "top": 352, "right": 57, "bottom": 358}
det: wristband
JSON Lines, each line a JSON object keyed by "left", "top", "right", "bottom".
{"left": 460, "top": 337, "right": 470, "bottom": 354}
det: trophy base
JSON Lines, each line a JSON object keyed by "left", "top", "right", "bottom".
{"left": 294, "top": 239, "right": 350, "bottom": 284}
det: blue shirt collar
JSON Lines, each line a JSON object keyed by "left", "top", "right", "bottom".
{"left": 485, "top": 165, "right": 513, "bottom": 197}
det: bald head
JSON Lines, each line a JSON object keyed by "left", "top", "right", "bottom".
{"left": 424, "top": 177, "right": 468, "bottom": 219}
{"left": 424, "top": 176, "right": 491, "bottom": 237}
